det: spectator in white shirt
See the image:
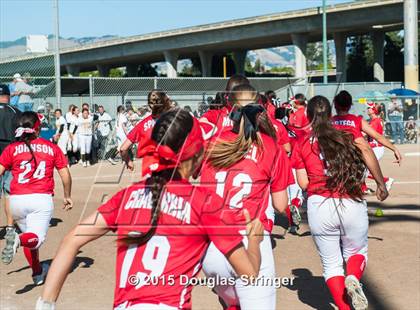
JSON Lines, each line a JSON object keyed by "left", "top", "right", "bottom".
{"left": 96, "top": 105, "right": 113, "bottom": 159}
{"left": 77, "top": 108, "right": 94, "bottom": 167}
{"left": 53, "top": 109, "right": 69, "bottom": 157}
{"left": 116, "top": 105, "right": 129, "bottom": 151}
{"left": 14, "top": 73, "right": 35, "bottom": 112}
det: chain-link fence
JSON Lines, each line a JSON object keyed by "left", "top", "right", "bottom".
{"left": 0, "top": 75, "right": 418, "bottom": 164}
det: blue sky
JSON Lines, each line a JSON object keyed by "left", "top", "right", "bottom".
{"left": 1, "top": 0, "right": 353, "bottom": 42}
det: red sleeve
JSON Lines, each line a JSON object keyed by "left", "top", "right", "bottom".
{"left": 0, "top": 145, "right": 13, "bottom": 170}
{"left": 97, "top": 188, "right": 128, "bottom": 232}
{"left": 290, "top": 141, "right": 305, "bottom": 170}
{"left": 200, "top": 110, "right": 218, "bottom": 125}
{"left": 276, "top": 122, "right": 290, "bottom": 145}
{"left": 54, "top": 144, "right": 68, "bottom": 169}
{"left": 370, "top": 119, "right": 382, "bottom": 134}
{"left": 127, "top": 123, "right": 141, "bottom": 143}
{"left": 199, "top": 190, "right": 243, "bottom": 255}
{"left": 270, "top": 148, "right": 294, "bottom": 192}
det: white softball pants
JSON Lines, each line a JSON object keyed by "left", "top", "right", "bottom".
{"left": 9, "top": 194, "right": 54, "bottom": 249}
{"left": 78, "top": 134, "right": 92, "bottom": 155}
{"left": 307, "top": 195, "right": 368, "bottom": 281}
{"left": 202, "top": 231, "right": 276, "bottom": 310}
{"left": 57, "top": 133, "right": 68, "bottom": 155}
{"left": 67, "top": 134, "right": 79, "bottom": 153}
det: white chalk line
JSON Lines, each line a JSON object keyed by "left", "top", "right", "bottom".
{"left": 404, "top": 152, "right": 420, "bottom": 157}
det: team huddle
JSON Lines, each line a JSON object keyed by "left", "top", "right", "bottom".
{"left": 0, "top": 75, "right": 401, "bottom": 310}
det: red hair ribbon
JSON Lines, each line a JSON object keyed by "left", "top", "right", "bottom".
{"left": 15, "top": 113, "right": 43, "bottom": 137}
{"left": 137, "top": 117, "right": 204, "bottom": 177}
{"left": 367, "top": 102, "right": 378, "bottom": 115}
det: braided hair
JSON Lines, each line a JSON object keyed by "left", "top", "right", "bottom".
{"left": 16, "top": 112, "right": 40, "bottom": 173}
{"left": 124, "top": 109, "right": 194, "bottom": 245}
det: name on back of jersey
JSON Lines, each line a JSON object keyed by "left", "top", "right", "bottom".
{"left": 13, "top": 143, "right": 54, "bottom": 156}
{"left": 125, "top": 188, "right": 191, "bottom": 224}
{"left": 333, "top": 120, "right": 356, "bottom": 127}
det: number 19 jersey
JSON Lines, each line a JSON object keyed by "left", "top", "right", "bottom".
{"left": 98, "top": 180, "right": 243, "bottom": 309}
{"left": 0, "top": 137, "right": 68, "bottom": 195}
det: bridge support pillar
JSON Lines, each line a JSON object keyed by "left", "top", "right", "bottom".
{"left": 66, "top": 65, "right": 80, "bottom": 77}
{"left": 404, "top": 0, "right": 418, "bottom": 91}
{"left": 164, "top": 51, "right": 179, "bottom": 78}
{"left": 97, "top": 65, "right": 111, "bottom": 77}
{"left": 371, "top": 31, "right": 385, "bottom": 82}
{"left": 199, "top": 51, "right": 213, "bottom": 77}
{"left": 233, "top": 50, "right": 247, "bottom": 75}
{"left": 291, "top": 34, "right": 308, "bottom": 79}
{"left": 333, "top": 33, "right": 347, "bottom": 83}
{"left": 126, "top": 64, "right": 139, "bottom": 77}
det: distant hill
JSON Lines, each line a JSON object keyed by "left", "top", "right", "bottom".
{"left": 0, "top": 35, "right": 119, "bottom": 59}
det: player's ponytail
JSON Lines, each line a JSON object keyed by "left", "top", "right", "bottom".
{"left": 147, "top": 89, "right": 172, "bottom": 117}
{"left": 123, "top": 109, "right": 195, "bottom": 245}
{"left": 208, "top": 84, "right": 276, "bottom": 169}
{"left": 15, "top": 112, "right": 40, "bottom": 171}
{"left": 307, "top": 96, "right": 365, "bottom": 201}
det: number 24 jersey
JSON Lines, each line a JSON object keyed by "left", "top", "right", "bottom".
{"left": 0, "top": 137, "right": 68, "bottom": 195}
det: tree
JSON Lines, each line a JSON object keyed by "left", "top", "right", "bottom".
{"left": 254, "top": 58, "right": 262, "bottom": 73}
{"left": 244, "top": 57, "right": 255, "bottom": 74}
{"left": 346, "top": 35, "right": 373, "bottom": 81}
{"left": 137, "top": 64, "right": 158, "bottom": 77}
{"left": 179, "top": 58, "right": 201, "bottom": 77}
{"left": 109, "top": 68, "right": 123, "bottom": 77}
{"left": 268, "top": 66, "right": 295, "bottom": 76}
{"left": 384, "top": 31, "right": 404, "bottom": 81}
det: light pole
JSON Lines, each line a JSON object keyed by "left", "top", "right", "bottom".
{"left": 322, "top": 0, "right": 328, "bottom": 84}
{"left": 53, "top": 0, "right": 61, "bottom": 108}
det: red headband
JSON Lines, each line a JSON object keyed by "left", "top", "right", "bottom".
{"left": 15, "top": 113, "right": 42, "bottom": 137}
{"left": 367, "top": 102, "right": 379, "bottom": 115}
{"left": 137, "top": 117, "right": 204, "bottom": 177}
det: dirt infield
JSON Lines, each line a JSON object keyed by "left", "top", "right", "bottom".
{"left": 1, "top": 144, "right": 419, "bottom": 310}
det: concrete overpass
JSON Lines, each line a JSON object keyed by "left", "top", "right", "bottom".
{"left": 0, "top": 0, "right": 414, "bottom": 82}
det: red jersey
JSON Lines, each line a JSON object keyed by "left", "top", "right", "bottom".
{"left": 368, "top": 117, "right": 383, "bottom": 148}
{"left": 332, "top": 114, "right": 363, "bottom": 139}
{"left": 200, "top": 131, "right": 293, "bottom": 232}
{"left": 98, "top": 180, "right": 242, "bottom": 309}
{"left": 291, "top": 134, "right": 357, "bottom": 198}
{"left": 271, "top": 118, "right": 290, "bottom": 146}
{"left": 127, "top": 115, "right": 156, "bottom": 157}
{"left": 199, "top": 107, "right": 233, "bottom": 139}
{"left": 288, "top": 106, "right": 309, "bottom": 130}
{"left": 288, "top": 106, "right": 310, "bottom": 150}
{"left": 0, "top": 138, "right": 67, "bottom": 195}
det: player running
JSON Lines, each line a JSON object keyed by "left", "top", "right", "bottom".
{"left": 0, "top": 111, "right": 73, "bottom": 285}
{"left": 120, "top": 89, "right": 172, "bottom": 174}
{"left": 201, "top": 84, "right": 291, "bottom": 310}
{"left": 366, "top": 102, "right": 394, "bottom": 189}
{"left": 283, "top": 94, "right": 309, "bottom": 233}
{"left": 332, "top": 90, "right": 402, "bottom": 192}
{"left": 36, "top": 109, "right": 264, "bottom": 310}
{"left": 291, "top": 96, "right": 388, "bottom": 310}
